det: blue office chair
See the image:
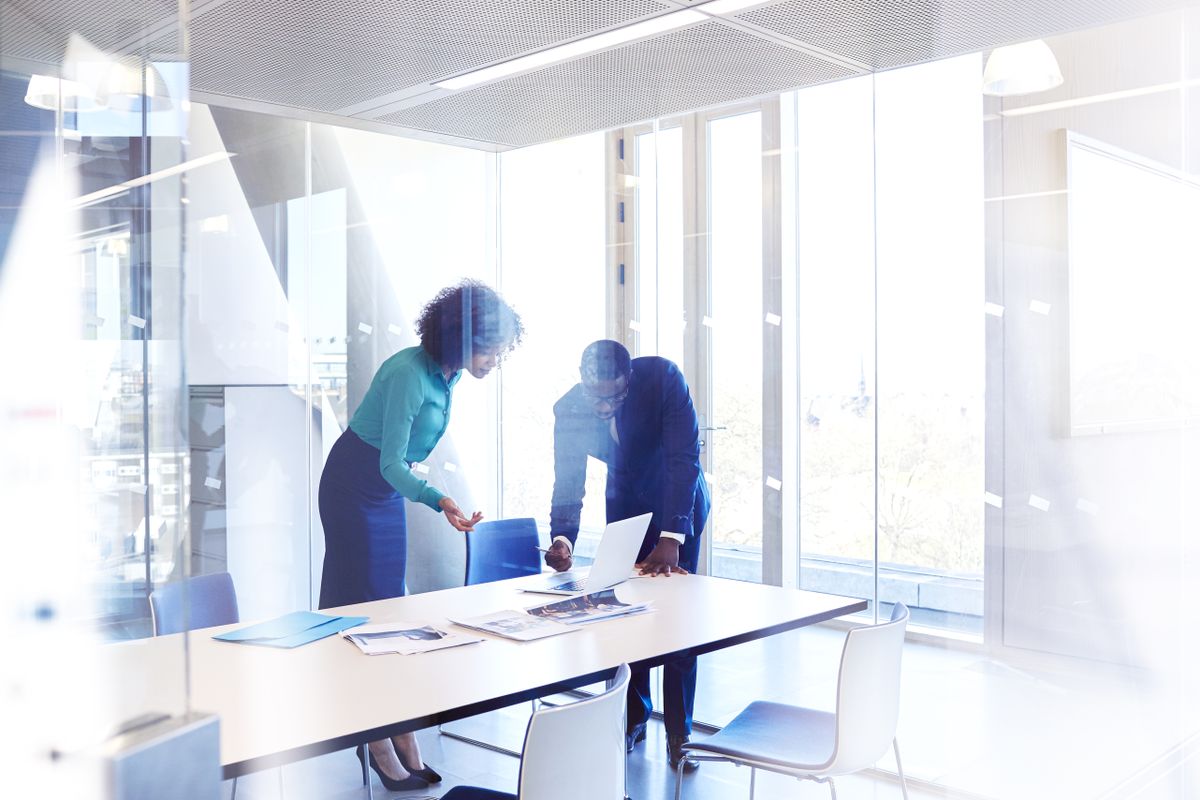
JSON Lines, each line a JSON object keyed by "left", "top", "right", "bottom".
{"left": 442, "top": 518, "right": 545, "bottom": 755}
{"left": 149, "top": 572, "right": 240, "bottom": 636}
{"left": 149, "top": 572, "right": 241, "bottom": 798}
{"left": 464, "top": 517, "right": 542, "bottom": 585}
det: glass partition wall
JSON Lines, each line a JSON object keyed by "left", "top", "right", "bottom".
{"left": 1, "top": 3, "right": 192, "bottom": 795}
{"left": 4, "top": 3, "right": 1198, "bottom": 798}
{"left": 618, "top": 8, "right": 1198, "bottom": 798}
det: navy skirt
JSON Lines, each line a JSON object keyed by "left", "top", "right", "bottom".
{"left": 318, "top": 428, "right": 409, "bottom": 609}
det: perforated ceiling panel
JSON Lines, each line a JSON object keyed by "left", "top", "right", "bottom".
{"left": 379, "top": 20, "right": 856, "bottom": 147}
{"left": 182, "top": 0, "right": 676, "bottom": 114}
{"left": 0, "top": 0, "right": 179, "bottom": 63}
{"left": 4, "top": 0, "right": 1193, "bottom": 149}
{"left": 734, "top": 0, "right": 1195, "bottom": 70}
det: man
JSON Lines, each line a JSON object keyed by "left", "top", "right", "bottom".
{"left": 545, "top": 339, "right": 710, "bottom": 773}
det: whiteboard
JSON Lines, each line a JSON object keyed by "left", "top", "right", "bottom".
{"left": 1067, "top": 131, "right": 1200, "bottom": 435}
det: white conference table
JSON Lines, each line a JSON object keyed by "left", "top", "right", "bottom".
{"left": 108, "top": 573, "right": 865, "bottom": 778}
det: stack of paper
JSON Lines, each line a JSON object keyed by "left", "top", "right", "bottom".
{"left": 451, "top": 588, "right": 653, "bottom": 642}
{"left": 212, "top": 610, "right": 368, "bottom": 649}
{"left": 344, "top": 622, "right": 483, "bottom": 655}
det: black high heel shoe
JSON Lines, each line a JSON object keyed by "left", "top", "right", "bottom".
{"left": 397, "top": 756, "right": 442, "bottom": 785}
{"left": 355, "top": 744, "right": 430, "bottom": 791}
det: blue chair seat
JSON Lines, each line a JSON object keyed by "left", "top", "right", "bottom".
{"left": 674, "top": 604, "right": 912, "bottom": 800}
{"left": 440, "top": 787, "right": 516, "bottom": 800}
{"left": 684, "top": 702, "right": 835, "bottom": 770}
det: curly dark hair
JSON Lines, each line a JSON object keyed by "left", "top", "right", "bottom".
{"left": 416, "top": 279, "right": 524, "bottom": 371}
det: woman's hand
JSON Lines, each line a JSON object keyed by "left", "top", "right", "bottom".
{"left": 438, "top": 497, "right": 483, "bottom": 532}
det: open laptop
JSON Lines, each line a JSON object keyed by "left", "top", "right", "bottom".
{"left": 522, "top": 512, "right": 652, "bottom": 595}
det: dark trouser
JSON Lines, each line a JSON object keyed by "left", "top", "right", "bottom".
{"left": 608, "top": 483, "right": 708, "bottom": 739}
{"left": 627, "top": 651, "right": 698, "bottom": 738}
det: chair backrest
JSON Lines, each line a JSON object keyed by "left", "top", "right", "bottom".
{"left": 828, "top": 602, "right": 909, "bottom": 774}
{"left": 517, "top": 663, "right": 631, "bottom": 800}
{"left": 149, "top": 572, "right": 240, "bottom": 636}
{"left": 464, "top": 517, "right": 543, "bottom": 585}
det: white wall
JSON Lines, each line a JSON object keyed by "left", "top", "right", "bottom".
{"left": 225, "top": 386, "right": 322, "bottom": 618}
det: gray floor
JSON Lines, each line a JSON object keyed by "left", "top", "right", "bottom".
{"left": 224, "top": 623, "right": 1200, "bottom": 800}
{"left": 227, "top": 718, "right": 933, "bottom": 800}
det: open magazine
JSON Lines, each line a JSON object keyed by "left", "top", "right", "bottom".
{"left": 344, "top": 622, "right": 483, "bottom": 655}
{"left": 451, "top": 589, "right": 653, "bottom": 642}
{"left": 448, "top": 610, "right": 575, "bottom": 642}
{"left": 525, "top": 588, "right": 652, "bottom": 625}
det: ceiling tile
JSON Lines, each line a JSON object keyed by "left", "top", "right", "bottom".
{"left": 732, "top": 0, "right": 1194, "bottom": 70}
{"left": 183, "top": 0, "right": 676, "bottom": 113}
{"left": 379, "top": 19, "right": 856, "bottom": 147}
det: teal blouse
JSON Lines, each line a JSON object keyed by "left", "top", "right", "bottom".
{"left": 348, "top": 346, "right": 461, "bottom": 511}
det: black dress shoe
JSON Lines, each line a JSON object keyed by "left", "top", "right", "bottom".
{"left": 398, "top": 757, "right": 442, "bottom": 785}
{"left": 667, "top": 734, "right": 700, "bottom": 773}
{"left": 356, "top": 744, "right": 431, "bottom": 791}
{"left": 625, "top": 722, "right": 647, "bottom": 754}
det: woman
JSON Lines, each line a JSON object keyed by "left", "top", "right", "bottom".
{"left": 318, "top": 279, "right": 523, "bottom": 790}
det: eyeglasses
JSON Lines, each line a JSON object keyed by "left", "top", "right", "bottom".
{"left": 581, "top": 384, "right": 630, "bottom": 407}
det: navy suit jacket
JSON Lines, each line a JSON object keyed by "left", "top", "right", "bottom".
{"left": 550, "top": 356, "right": 710, "bottom": 565}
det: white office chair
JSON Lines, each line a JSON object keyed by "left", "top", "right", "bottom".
{"left": 675, "top": 603, "right": 911, "bottom": 800}
{"left": 441, "top": 663, "right": 631, "bottom": 800}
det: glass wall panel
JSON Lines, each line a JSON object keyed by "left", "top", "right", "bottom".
{"left": 788, "top": 75, "right": 878, "bottom": 615}
{"left": 971, "top": 10, "right": 1199, "bottom": 797}
{"left": 183, "top": 105, "right": 316, "bottom": 617}
{"left": 874, "top": 55, "right": 985, "bottom": 635}
{"left": 634, "top": 125, "right": 684, "bottom": 365}
{"left": 1, "top": 3, "right": 191, "bottom": 793}
{"left": 313, "top": 123, "right": 495, "bottom": 594}
{"left": 498, "top": 133, "right": 607, "bottom": 550}
{"left": 644, "top": 10, "right": 1198, "bottom": 797}
{"left": 180, "top": 102, "right": 498, "bottom": 610}
{"left": 706, "top": 110, "right": 765, "bottom": 580}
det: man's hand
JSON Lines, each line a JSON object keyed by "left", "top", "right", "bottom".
{"left": 637, "top": 538, "right": 689, "bottom": 577}
{"left": 439, "top": 497, "right": 483, "bottom": 532}
{"left": 545, "top": 540, "right": 574, "bottom": 572}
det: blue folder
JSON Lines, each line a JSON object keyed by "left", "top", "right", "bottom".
{"left": 213, "top": 610, "right": 368, "bottom": 649}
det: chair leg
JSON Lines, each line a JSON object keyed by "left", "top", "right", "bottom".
{"left": 229, "top": 777, "right": 237, "bottom": 800}
{"left": 827, "top": 776, "right": 838, "bottom": 800}
{"left": 893, "top": 738, "right": 910, "bottom": 800}
{"left": 748, "top": 766, "right": 756, "bottom": 800}
{"left": 673, "top": 754, "right": 687, "bottom": 800}
{"left": 438, "top": 703, "right": 535, "bottom": 758}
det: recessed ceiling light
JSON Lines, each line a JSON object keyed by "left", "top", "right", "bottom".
{"left": 698, "top": 0, "right": 769, "bottom": 15}
{"left": 435, "top": 9, "right": 708, "bottom": 91}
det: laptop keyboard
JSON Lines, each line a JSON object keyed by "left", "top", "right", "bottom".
{"left": 553, "top": 579, "right": 587, "bottom": 592}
